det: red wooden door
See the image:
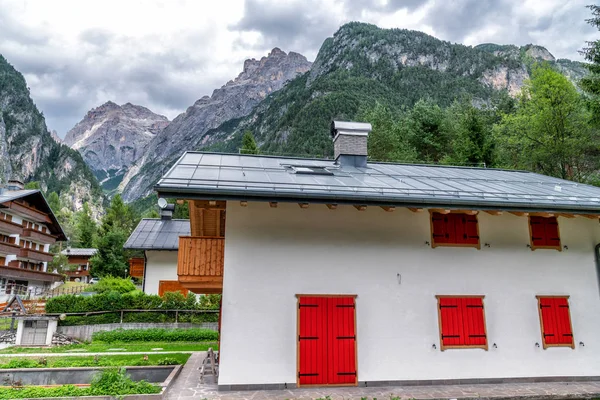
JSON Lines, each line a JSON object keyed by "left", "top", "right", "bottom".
{"left": 298, "top": 296, "right": 357, "bottom": 386}
{"left": 298, "top": 296, "right": 328, "bottom": 385}
{"left": 328, "top": 297, "right": 357, "bottom": 385}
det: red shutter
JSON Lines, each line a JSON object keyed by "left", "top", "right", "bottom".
{"left": 439, "top": 297, "right": 463, "bottom": 346}
{"left": 328, "top": 297, "right": 357, "bottom": 385}
{"left": 539, "top": 297, "right": 573, "bottom": 347}
{"left": 464, "top": 297, "right": 486, "bottom": 346}
{"left": 298, "top": 297, "right": 328, "bottom": 385}
{"left": 544, "top": 218, "right": 560, "bottom": 248}
{"left": 453, "top": 214, "right": 466, "bottom": 244}
{"left": 530, "top": 217, "right": 547, "bottom": 246}
{"left": 432, "top": 213, "right": 448, "bottom": 244}
{"left": 463, "top": 216, "right": 479, "bottom": 245}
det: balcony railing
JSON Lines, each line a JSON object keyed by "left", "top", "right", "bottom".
{"left": 18, "top": 248, "right": 54, "bottom": 263}
{"left": 177, "top": 236, "right": 224, "bottom": 294}
{"left": 21, "top": 228, "right": 57, "bottom": 244}
{"left": 7, "top": 201, "right": 52, "bottom": 223}
{"left": 0, "top": 219, "right": 23, "bottom": 235}
{"left": 0, "top": 241, "right": 20, "bottom": 256}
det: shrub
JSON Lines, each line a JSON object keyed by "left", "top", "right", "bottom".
{"left": 92, "top": 328, "right": 219, "bottom": 343}
{"left": 92, "top": 276, "right": 136, "bottom": 294}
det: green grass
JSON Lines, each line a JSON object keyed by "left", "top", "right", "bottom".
{"left": 0, "top": 318, "right": 12, "bottom": 331}
{"left": 0, "top": 341, "right": 218, "bottom": 354}
{"left": 0, "top": 353, "right": 190, "bottom": 368}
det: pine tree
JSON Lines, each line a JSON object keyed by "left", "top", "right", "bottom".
{"left": 99, "top": 194, "right": 138, "bottom": 235}
{"left": 75, "top": 202, "right": 97, "bottom": 248}
{"left": 240, "top": 131, "right": 259, "bottom": 154}
{"left": 580, "top": 5, "right": 600, "bottom": 124}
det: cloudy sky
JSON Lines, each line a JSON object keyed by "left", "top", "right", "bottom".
{"left": 0, "top": 0, "right": 596, "bottom": 136}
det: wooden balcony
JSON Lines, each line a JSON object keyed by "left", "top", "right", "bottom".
{"left": 21, "top": 228, "right": 57, "bottom": 244}
{"left": 0, "top": 219, "right": 23, "bottom": 235}
{"left": 0, "top": 241, "right": 20, "bottom": 256}
{"left": 0, "top": 265, "right": 62, "bottom": 282}
{"left": 7, "top": 201, "right": 52, "bottom": 223}
{"left": 177, "top": 236, "right": 224, "bottom": 294}
{"left": 18, "top": 248, "right": 54, "bottom": 263}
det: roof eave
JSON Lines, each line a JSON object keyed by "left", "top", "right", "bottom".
{"left": 154, "top": 186, "right": 600, "bottom": 215}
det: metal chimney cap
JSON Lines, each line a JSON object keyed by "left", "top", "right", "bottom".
{"left": 330, "top": 120, "right": 372, "bottom": 138}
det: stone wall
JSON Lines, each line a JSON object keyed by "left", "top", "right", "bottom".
{"left": 57, "top": 322, "right": 218, "bottom": 342}
{"left": 0, "top": 330, "right": 15, "bottom": 344}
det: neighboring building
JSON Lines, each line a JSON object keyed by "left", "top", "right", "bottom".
{"left": 124, "top": 205, "right": 190, "bottom": 296}
{"left": 0, "top": 181, "right": 66, "bottom": 302}
{"left": 153, "top": 121, "right": 600, "bottom": 390}
{"left": 60, "top": 248, "right": 97, "bottom": 283}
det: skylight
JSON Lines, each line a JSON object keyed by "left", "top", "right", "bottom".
{"left": 291, "top": 166, "right": 334, "bottom": 176}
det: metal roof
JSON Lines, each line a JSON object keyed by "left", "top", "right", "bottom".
{"left": 61, "top": 248, "right": 97, "bottom": 257}
{"left": 154, "top": 152, "right": 600, "bottom": 213}
{"left": 124, "top": 219, "right": 190, "bottom": 250}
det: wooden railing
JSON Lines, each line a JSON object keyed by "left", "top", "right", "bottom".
{"left": 0, "top": 219, "right": 23, "bottom": 235}
{"left": 21, "top": 228, "right": 57, "bottom": 244}
{"left": 177, "top": 236, "right": 224, "bottom": 294}
{"left": 18, "top": 248, "right": 54, "bottom": 263}
{"left": 8, "top": 201, "right": 51, "bottom": 223}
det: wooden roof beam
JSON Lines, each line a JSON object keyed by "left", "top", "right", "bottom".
{"left": 530, "top": 212, "right": 555, "bottom": 218}
{"left": 354, "top": 205, "right": 367, "bottom": 211}
{"left": 429, "top": 209, "right": 451, "bottom": 214}
{"left": 558, "top": 213, "right": 574, "bottom": 218}
{"left": 240, "top": 201, "right": 248, "bottom": 207}
{"left": 269, "top": 202, "right": 278, "bottom": 208}
{"left": 298, "top": 203, "right": 309, "bottom": 209}
{"left": 408, "top": 207, "right": 423, "bottom": 213}
{"left": 326, "top": 204, "right": 338, "bottom": 210}
{"left": 381, "top": 206, "right": 395, "bottom": 212}
{"left": 581, "top": 214, "right": 600, "bottom": 219}
{"left": 484, "top": 210, "right": 503, "bottom": 216}
{"left": 509, "top": 211, "right": 529, "bottom": 217}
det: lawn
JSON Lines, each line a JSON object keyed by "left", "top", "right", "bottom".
{"left": 0, "top": 353, "right": 191, "bottom": 368}
{"left": 0, "top": 341, "right": 218, "bottom": 354}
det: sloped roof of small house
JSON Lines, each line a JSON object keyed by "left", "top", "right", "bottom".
{"left": 60, "top": 248, "right": 97, "bottom": 257}
{"left": 124, "top": 219, "right": 190, "bottom": 250}
{"left": 154, "top": 152, "right": 600, "bottom": 214}
{"left": 0, "top": 189, "right": 67, "bottom": 240}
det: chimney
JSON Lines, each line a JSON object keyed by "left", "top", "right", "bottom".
{"left": 330, "top": 121, "right": 372, "bottom": 167}
{"left": 161, "top": 204, "right": 175, "bottom": 220}
{"left": 7, "top": 179, "right": 24, "bottom": 191}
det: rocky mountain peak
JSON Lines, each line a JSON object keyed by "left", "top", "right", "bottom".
{"left": 64, "top": 102, "right": 169, "bottom": 193}
{"left": 120, "top": 48, "right": 312, "bottom": 201}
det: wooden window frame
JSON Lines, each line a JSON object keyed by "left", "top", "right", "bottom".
{"left": 436, "top": 295, "right": 488, "bottom": 351}
{"left": 536, "top": 295, "right": 575, "bottom": 350}
{"left": 430, "top": 211, "right": 481, "bottom": 249}
{"left": 528, "top": 216, "right": 561, "bottom": 251}
{"left": 295, "top": 294, "right": 358, "bottom": 388}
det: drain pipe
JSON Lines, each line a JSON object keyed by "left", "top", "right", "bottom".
{"left": 595, "top": 244, "right": 600, "bottom": 299}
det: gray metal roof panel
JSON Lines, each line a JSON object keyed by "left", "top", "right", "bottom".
{"left": 61, "top": 248, "right": 97, "bottom": 257}
{"left": 124, "top": 219, "right": 191, "bottom": 250}
{"left": 155, "top": 152, "right": 600, "bottom": 212}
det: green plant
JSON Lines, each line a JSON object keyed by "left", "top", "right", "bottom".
{"left": 92, "top": 276, "right": 136, "bottom": 294}
{"left": 92, "top": 328, "right": 218, "bottom": 343}
{"left": 157, "top": 357, "right": 180, "bottom": 365}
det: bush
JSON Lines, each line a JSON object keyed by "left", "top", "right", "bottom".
{"left": 0, "top": 368, "right": 161, "bottom": 399}
{"left": 92, "top": 328, "right": 219, "bottom": 343}
{"left": 92, "top": 276, "right": 136, "bottom": 294}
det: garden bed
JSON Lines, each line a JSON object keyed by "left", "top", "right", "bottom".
{"left": 0, "top": 354, "right": 190, "bottom": 368}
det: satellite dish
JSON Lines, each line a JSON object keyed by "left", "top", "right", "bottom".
{"left": 157, "top": 198, "right": 168, "bottom": 209}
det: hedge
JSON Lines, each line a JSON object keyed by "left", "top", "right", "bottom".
{"left": 45, "top": 291, "right": 220, "bottom": 325}
{"left": 92, "top": 328, "right": 219, "bottom": 343}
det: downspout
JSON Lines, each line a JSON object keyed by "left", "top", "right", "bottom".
{"left": 142, "top": 251, "right": 147, "bottom": 293}
{"left": 595, "top": 244, "right": 600, "bottom": 299}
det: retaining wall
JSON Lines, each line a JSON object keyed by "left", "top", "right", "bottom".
{"left": 57, "top": 322, "right": 218, "bottom": 341}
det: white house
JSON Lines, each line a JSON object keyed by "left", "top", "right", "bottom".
{"left": 124, "top": 205, "right": 190, "bottom": 296}
{"left": 0, "top": 181, "right": 66, "bottom": 303}
{"left": 153, "top": 121, "right": 600, "bottom": 391}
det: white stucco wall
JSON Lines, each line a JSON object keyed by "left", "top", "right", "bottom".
{"left": 144, "top": 251, "right": 179, "bottom": 295}
{"left": 219, "top": 202, "right": 600, "bottom": 385}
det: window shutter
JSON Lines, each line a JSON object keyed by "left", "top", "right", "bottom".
{"left": 463, "top": 297, "right": 487, "bottom": 346}
{"left": 544, "top": 218, "right": 560, "bottom": 248}
{"left": 539, "top": 297, "right": 573, "bottom": 348}
{"left": 530, "top": 217, "right": 546, "bottom": 247}
{"left": 431, "top": 213, "right": 448, "bottom": 244}
{"left": 439, "top": 297, "right": 463, "bottom": 346}
{"left": 463, "top": 216, "right": 480, "bottom": 245}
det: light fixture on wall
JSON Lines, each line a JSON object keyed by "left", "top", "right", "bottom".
{"left": 563, "top": 245, "right": 569, "bottom": 250}
{"left": 527, "top": 244, "right": 532, "bottom": 248}
{"left": 425, "top": 241, "right": 430, "bottom": 246}
{"left": 579, "top": 341, "right": 585, "bottom": 347}
{"left": 484, "top": 243, "right": 491, "bottom": 248}
{"left": 432, "top": 344, "right": 437, "bottom": 349}
{"left": 492, "top": 343, "right": 497, "bottom": 349}
{"left": 535, "top": 342, "right": 540, "bottom": 348}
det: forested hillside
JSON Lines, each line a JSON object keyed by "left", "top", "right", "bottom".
{"left": 0, "top": 55, "right": 104, "bottom": 212}
{"left": 188, "top": 22, "right": 598, "bottom": 185}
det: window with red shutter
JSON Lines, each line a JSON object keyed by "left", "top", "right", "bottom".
{"left": 430, "top": 212, "right": 480, "bottom": 249}
{"left": 529, "top": 216, "right": 561, "bottom": 250}
{"left": 297, "top": 295, "right": 357, "bottom": 386}
{"left": 537, "top": 296, "right": 574, "bottom": 349}
{"left": 436, "top": 295, "right": 488, "bottom": 351}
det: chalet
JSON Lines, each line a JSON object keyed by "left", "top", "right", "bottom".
{"left": 0, "top": 181, "right": 66, "bottom": 302}
{"left": 154, "top": 121, "right": 600, "bottom": 390}
{"left": 124, "top": 205, "right": 190, "bottom": 296}
{"left": 60, "top": 248, "right": 97, "bottom": 283}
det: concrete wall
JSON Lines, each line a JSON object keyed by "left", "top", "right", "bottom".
{"left": 58, "top": 322, "right": 218, "bottom": 341}
{"left": 144, "top": 251, "right": 179, "bottom": 295}
{"left": 218, "top": 202, "right": 600, "bottom": 386}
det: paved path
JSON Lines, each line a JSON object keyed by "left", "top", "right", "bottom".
{"left": 0, "top": 351, "right": 194, "bottom": 357}
{"left": 167, "top": 353, "right": 600, "bottom": 400}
